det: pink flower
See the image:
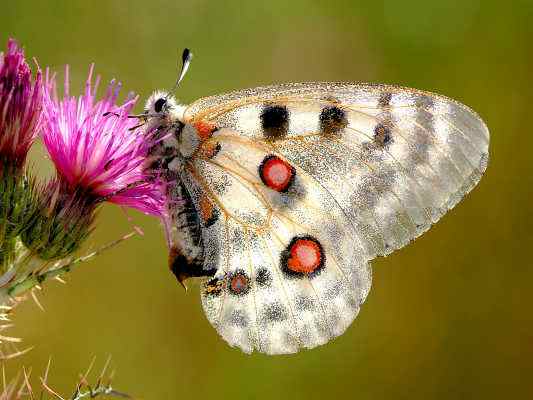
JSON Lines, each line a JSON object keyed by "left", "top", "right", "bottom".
{"left": 40, "top": 65, "right": 164, "bottom": 215}
{"left": 0, "top": 38, "right": 42, "bottom": 170}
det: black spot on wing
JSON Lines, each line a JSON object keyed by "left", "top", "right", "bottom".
{"left": 374, "top": 123, "right": 392, "bottom": 146}
{"left": 378, "top": 92, "right": 392, "bottom": 107}
{"left": 255, "top": 268, "right": 272, "bottom": 287}
{"left": 295, "top": 296, "right": 316, "bottom": 312}
{"left": 261, "top": 104, "right": 289, "bottom": 139}
{"left": 319, "top": 106, "right": 348, "bottom": 135}
{"left": 261, "top": 303, "right": 288, "bottom": 323}
{"left": 229, "top": 309, "right": 248, "bottom": 328}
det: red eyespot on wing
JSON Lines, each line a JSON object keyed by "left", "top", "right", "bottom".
{"left": 259, "top": 155, "right": 295, "bottom": 192}
{"left": 228, "top": 271, "right": 250, "bottom": 296}
{"left": 287, "top": 237, "right": 323, "bottom": 274}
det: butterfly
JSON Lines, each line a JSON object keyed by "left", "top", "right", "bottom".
{"left": 142, "top": 49, "right": 489, "bottom": 354}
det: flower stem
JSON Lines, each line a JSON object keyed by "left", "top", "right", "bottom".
{"left": 0, "top": 232, "right": 136, "bottom": 301}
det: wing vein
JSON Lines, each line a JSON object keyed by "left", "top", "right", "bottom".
{"left": 259, "top": 233, "right": 303, "bottom": 350}
{"left": 345, "top": 106, "right": 464, "bottom": 188}
{"left": 244, "top": 227, "right": 261, "bottom": 352}
{"left": 296, "top": 137, "right": 418, "bottom": 238}
{"left": 215, "top": 215, "right": 230, "bottom": 328}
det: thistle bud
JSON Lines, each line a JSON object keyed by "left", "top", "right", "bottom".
{"left": 20, "top": 179, "right": 95, "bottom": 260}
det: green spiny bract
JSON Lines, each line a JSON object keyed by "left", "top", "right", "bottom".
{"left": 0, "top": 163, "right": 38, "bottom": 268}
{"left": 20, "top": 180, "right": 96, "bottom": 261}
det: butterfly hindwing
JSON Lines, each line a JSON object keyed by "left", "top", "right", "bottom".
{"left": 197, "top": 184, "right": 372, "bottom": 354}
{"left": 181, "top": 82, "right": 489, "bottom": 354}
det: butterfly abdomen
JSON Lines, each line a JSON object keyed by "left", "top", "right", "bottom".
{"left": 166, "top": 180, "right": 213, "bottom": 283}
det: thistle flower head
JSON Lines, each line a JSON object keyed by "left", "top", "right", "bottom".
{"left": 21, "top": 65, "right": 164, "bottom": 260}
{"left": 0, "top": 39, "right": 41, "bottom": 266}
{"left": 41, "top": 65, "right": 164, "bottom": 215}
{"left": 0, "top": 38, "right": 42, "bottom": 170}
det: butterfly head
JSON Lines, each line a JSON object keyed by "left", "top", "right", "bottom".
{"left": 144, "top": 90, "right": 204, "bottom": 160}
{"left": 144, "top": 91, "right": 186, "bottom": 127}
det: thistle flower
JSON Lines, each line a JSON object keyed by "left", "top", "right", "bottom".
{"left": 0, "top": 39, "right": 42, "bottom": 171}
{"left": 21, "top": 65, "right": 164, "bottom": 260}
{"left": 0, "top": 39, "right": 42, "bottom": 268}
{"left": 0, "top": 44, "right": 158, "bottom": 357}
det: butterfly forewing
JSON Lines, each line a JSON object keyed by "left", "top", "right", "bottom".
{"left": 181, "top": 82, "right": 489, "bottom": 354}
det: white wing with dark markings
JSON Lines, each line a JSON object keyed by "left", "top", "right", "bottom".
{"left": 179, "top": 82, "right": 488, "bottom": 354}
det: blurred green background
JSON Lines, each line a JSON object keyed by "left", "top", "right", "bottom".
{"left": 2, "top": 0, "right": 532, "bottom": 398}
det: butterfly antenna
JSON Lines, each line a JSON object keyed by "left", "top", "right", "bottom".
{"left": 104, "top": 48, "right": 192, "bottom": 121}
{"left": 167, "top": 48, "right": 193, "bottom": 97}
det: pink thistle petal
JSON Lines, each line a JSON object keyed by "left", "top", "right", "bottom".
{"left": 0, "top": 38, "right": 42, "bottom": 169}
{"left": 40, "top": 66, "right": 164, "bottom": 216}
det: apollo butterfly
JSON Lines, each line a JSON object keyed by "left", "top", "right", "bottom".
{"left": 142, "top": 49, "right": 489, "bottom": 354}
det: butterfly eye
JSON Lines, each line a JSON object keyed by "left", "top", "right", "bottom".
{"left": 154, "top": 98, "right": 167, "bottom": 113}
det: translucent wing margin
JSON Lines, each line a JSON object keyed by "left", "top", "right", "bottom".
{"left": 183, "top": 82, "right": 489, "bottom": 353}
